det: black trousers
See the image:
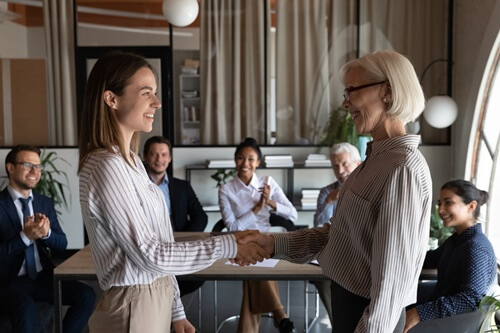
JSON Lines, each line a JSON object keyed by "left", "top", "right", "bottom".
{"left": 0, "top": 271, "right": 95, "bottom": 333}
{"left": 330, "top": 279, "right": 405, "bottom": 332}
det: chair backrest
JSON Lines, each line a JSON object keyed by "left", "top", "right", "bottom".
{"left": 212, "top": 215, "right": 296, "bottom": 233}
{"left": 212, "top": 219, "right": 226, "bottom": 232}
{"left": 269, "top": 214, "right": 296, "bottom": 231}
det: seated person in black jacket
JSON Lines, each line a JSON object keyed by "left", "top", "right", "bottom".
{"left": 143, "top": 136, "right": 207, "bottom": 296}
{"left": 0, "top": 145, "right": 95, "bottom": 333}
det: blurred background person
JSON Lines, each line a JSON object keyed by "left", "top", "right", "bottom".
{"left": 219, "top": 137, "right": 297, "bottom": 333}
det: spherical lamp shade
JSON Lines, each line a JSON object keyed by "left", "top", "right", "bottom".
{"left": 162, "top": 0, "right": 199, "bottom": 27}
{"left": 423, "top": 95, "right": 458, "bottom": 128}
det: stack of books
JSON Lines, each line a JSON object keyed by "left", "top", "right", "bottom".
{"left": 264, "top": 154, "right": 294, "bottom": 167}
{"left": 206, "top": 160, "right": 235, "bottom": 168}
{"left": 301, "top": 188, "right": 320, "bottom": 209}
{"left": 304, "top": 154, "right": 331, "bottom": 167}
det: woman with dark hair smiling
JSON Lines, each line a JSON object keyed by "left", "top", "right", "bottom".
{"left": 404, "top": 179, "right": 497, "bottom": 332}
{"left": 219, "top": 137, "right": 297, "bottom": 333}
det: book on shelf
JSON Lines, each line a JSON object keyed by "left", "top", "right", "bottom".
{"left": 304, "top": 153, "right": 330, "bottom": 167}
{"left": 264, "top": 154, "right": 294, "bottom": 167}
{"left": 306, "top": 154, "right": 328, "bottom": 160}
{"left": 300, "top": 188, "right": 320, "bottom": 209}
{"left": 304, "top": 160, "right": 331, "bottom": 167}
{"left": 301, "top": 190, "right": 320, "bottom": 198}
{"left": 206, "top": 160, "right": 236, "bottom": 168}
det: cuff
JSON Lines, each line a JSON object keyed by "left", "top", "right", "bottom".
{"left": 216, "top": 234, "right": 238, "bottom": 258}
{"left": 20, "top": 231, "right": 32, "bottom": 246}
{"left": 272, "top": 233, "right": 289, "bottom": 257}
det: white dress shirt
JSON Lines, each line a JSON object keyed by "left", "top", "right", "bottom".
{"left": 79, "top": 148, "right": 238, "bottom": 322}
{"left": 219, "top": 174, "right": 297, "bottom": 232}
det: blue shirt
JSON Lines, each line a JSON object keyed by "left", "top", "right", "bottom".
{"left": 313, "top": 181, "right": 341, "bottom": 227}
{"left": 150, "top": 173, "right": 171, "bottom": 214}
{"left": 417, "top": 223, "right": 497, "bottom": 321}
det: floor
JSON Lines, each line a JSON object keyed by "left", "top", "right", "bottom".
{"left": 180, "top": 280, "right": 332, "bottom": 333}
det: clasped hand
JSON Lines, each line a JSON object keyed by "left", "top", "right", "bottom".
{"left": 232, "top": 230, "right": 275, "bottom": 266}
{"left": 24, "top": 213, "right": 50, "bottom": 240}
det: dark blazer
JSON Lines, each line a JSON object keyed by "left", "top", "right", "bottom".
{"left": 168, "top": 177, "right": 208, "bottom": 232}
{"left": 0, "top": 188, "right": 67, "bottom": 285}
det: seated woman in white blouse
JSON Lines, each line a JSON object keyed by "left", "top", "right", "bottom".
{"left": 219, "top": 137, "right": 298, "bottom": 333}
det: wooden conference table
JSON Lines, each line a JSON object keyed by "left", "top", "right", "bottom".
{"left": 53, "top": 233, "right": 328, "bottom": 333}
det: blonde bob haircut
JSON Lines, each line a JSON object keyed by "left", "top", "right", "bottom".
{"left": 340, "top": 50, "right": 425, "bottom": 125}
{"left": 78, "top": 51, "right": 157, "bottom": 172}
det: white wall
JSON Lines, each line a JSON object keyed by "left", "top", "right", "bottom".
{"left": 172, "top": 145, "right": 451, "bottom": 231}
{"left": 453, "top": 0, "right": 500, "bottom": 178}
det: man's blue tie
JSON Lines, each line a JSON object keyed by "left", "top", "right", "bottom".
{"left": 19, "top": 197, "right": 37, "bottom": 279}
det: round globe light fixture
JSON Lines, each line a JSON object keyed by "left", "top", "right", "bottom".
{"left": 162, "top": 0, "right": 199, "bottom": 27}
{"left": 423, "top": 95, "right": 458, "bottom": 128}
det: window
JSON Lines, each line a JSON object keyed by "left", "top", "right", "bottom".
{"left": 471, "top": 44, "right": 500, "bottom": 262}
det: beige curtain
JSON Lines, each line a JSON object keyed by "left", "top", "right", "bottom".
{"left": 43, "top": 0, "right": 77, "bottom": 145}
{"left": 275, "top": 0, "right": 356, "bottom": 144}
{"left": 200, "top": 0, "right": 268, "bottom": 145}
{"left": 359, "top": 0, "right": 449, "bottom": 142}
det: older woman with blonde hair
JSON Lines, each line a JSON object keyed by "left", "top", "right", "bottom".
{"left": 240, "top": 50, "right": 432, "bottom": 333}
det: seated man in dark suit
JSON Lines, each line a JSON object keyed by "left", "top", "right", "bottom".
{"left": 0, "top": 145, "right": 95, "bottom": 333}
{"left": 143, "top": 136, "right": 207, "bottom": 296}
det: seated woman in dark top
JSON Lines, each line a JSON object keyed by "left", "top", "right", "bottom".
{"left": 404, "top": 179, "right": 498, "bottom": 332}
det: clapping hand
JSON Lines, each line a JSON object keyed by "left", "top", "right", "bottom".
{"left": 24, "top": 213, "right": 50, "bottom": 240}
{"left": 232, "top": 230, "right": 271, "bottom": 266}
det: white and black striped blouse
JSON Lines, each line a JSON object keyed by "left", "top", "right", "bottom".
{"left": 274, "top": 135, "right": 432, "bottom": 332}
{"left": 79, "top": 148, "right": 237, "bottom": 322}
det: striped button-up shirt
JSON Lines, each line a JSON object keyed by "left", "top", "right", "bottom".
{"left": 79, "top": 149, "right": 237, "bottom": 321}
{"left": 274, "top": 135, "right": 432, "bottom": 332}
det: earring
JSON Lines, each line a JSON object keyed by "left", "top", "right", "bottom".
{"left": 383, "top": 98, "right": 388, "bottom": 103}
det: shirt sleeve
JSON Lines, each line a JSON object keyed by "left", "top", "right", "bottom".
{"left": 218, "top": 184, "right": 259, "bottom": 231}
{"left": 171, "top": 276, "right": 186, "bottom": 322}
{"left": 89, "top": 158, "right": 238, "bottom": 276}
{"left": 313, "top": 186, "right": 336, "bottom": 227}
{"left": 416, "top": 245, "right": 495, "bottom": 321}
{"left": 356, "top": 166, "right": 430, "bottom": 332}
{"left": 273, "top": 225, "right": 330, "bottom": 264}
{"left": 269, "top": 177, "right": 297, "bottom": 222}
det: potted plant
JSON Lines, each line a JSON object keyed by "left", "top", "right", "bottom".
{"left": 318, "top": 105, "right": 371, "bottom": 158}
{"left": 210, "top": 169, "right": 236, "bottom": 188}
{"left": 34, "top": 149, "right": 71, "bottom": 217}
{"left": 479, "top": 295, "right": 500, "bottom": 332}
{"left": 429, "top": 204, "right": 454, "bottom": 246}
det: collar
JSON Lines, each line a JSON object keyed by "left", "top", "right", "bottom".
{"left": 365, "top": 134, "right": 421, "bottom": 158}
{"left": 234, "top": 173, "right": 259, "bottom": 192}
{"left": 7, "top": 185, "right": 33, "bottom": 202}
{"left": 452, "top": 223, "right": 482, "bottom": 245}
{"left": 149, "top": 172, "right": 169, "bottom": 186}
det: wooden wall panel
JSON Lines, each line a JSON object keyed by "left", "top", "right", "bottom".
{"left": 10, "top": 59, "right": 49, "bottom": 146}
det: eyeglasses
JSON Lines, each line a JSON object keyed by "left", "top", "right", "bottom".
{"left": 343, "top": 81, "right": 387, "bottom": 101}
{"left": 14, "top": 162, "right": 45, "bottom": 172}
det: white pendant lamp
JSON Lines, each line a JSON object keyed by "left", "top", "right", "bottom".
{"left": 162, "top": 0, "right": 199, "bottom": 27}
{"left": 423, "top": 95, "right": 458, "bottom": 129}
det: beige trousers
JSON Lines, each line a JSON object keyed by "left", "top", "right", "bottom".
{"left": 89, "top": 276, "right": 174, "bottom": 333}
{"left": 237, "top": 280, "right": 284, "bottom": 333}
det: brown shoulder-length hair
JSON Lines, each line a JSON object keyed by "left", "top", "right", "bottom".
{"left": 78, "top": 51, "right": 156, "bottom": 172}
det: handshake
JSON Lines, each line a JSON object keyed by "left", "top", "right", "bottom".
{"left": 231, "top": 230, "right": 275, "bottom": 266}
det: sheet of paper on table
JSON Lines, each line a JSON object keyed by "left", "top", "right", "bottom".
{"left": 225, "top": 258, "right": 279, "bottom": 268}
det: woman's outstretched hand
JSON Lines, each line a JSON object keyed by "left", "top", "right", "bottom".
{"left": 233, "top": 230, "right": 271, "bottom": 266}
